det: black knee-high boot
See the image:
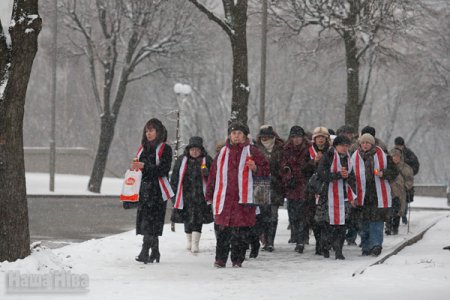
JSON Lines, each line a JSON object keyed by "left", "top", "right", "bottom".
{"left": 392, "top": 216, "right": 400, "bottom": 235}
{"left": 149, "top": 236, "right": 160, "bottom": 263}
{"left": 266, "top": 221, "right": 278, "bottom": 251}
{"left": 136, "top": 235, "right": 152, "bottom": 264}
{"left": 333, "top": 227, "right": 346, "bottom": 260}
{"left": 312, "top": 223, "right": 322, "bottom": 255}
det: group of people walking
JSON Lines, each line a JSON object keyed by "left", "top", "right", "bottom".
{"left": 130, "top": 118, "right": 419, "bottom": 268}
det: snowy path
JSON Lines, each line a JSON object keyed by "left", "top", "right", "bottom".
{"left": 1, "top": 208, "right": 449, "bottom": 300}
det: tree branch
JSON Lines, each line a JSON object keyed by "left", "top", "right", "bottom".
{"left": 68, "top": 2, "right": 103, "bottom": 116}
{"left": 187, "top": 0, "right": 234, "bottom": 38}
{"left": 127, "top": 67, "right": 162, "bottom": 83}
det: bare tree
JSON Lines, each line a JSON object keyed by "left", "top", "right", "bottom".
{"left": 0, "top": 0, "right": 42, "bottom": 262}
{"left": 188, "top": 0, "right": 250, "bottom": 125}
{"left": 270, "top": 0, "right": 418, "bottom": 130}
{"left": 61, "top": 0, "right": 197, "bottom": 192}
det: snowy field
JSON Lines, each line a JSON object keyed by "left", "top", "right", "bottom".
{"left": 0, "top": 173, "right": 447, "bottom": 299}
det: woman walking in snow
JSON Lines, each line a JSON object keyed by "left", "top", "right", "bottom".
{"left": 252, "top": 125, "right": 285, "bottom": 253}
{"left": 206, "top": 122, "right": 269, "bottom": 268}
{"left": 385, "top": 148, "right": 414, "bottom": 235}
{"left": 170, "top": 136, "right": 214, "bottom": 253}
{"left": 316, "top": 135, "right": 353, "bottom": 259}
{"left": 304, "top": 126, "right": 331, "bottom": 255}
{"left": 132, "top": 118, "right": 173, "bottom": 264}
{"left": 351, "top": 133, "right": 398, "bottom": 256}
{"left": 280, "top": 126, "right": 311, "bottom": 254}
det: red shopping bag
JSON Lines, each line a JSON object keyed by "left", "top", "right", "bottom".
{"left": 120, "top": 169, "right": 142, "bottom": 202}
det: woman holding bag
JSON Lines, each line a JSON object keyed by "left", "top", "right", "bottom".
{"left": 132, "top": 118, "right": 174, "bottom": 264}
{"left": 170, "top": 136, "right": 214, "bottom": 254}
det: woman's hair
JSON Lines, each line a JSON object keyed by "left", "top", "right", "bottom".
{"left": 141, "top": 118, "right": 167, "bottom": 146}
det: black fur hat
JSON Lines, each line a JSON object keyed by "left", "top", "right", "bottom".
{"left": 186, "top": 136, "right": 204, "bottom": 149}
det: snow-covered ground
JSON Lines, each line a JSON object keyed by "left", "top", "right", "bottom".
{"left": 1, "top": 173, "right": 447, "bottom": 299}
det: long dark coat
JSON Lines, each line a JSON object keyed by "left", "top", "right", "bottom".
{"left": 205, "top": 138, "right": 270, "bottom": 228}
{"left": 136, "top": 143, "right": 172, "bottom": 236}
{"left": 170, "top": 151, "right": 214, "bottom": 225}
{"left": 354, "top": 146, "right": 399, "bottom": 222}
{"left": 254, "top": 136, "right": 285, "bottom": 206}
{"left": 279, "top": 139, "right": 311, "bottom": 201}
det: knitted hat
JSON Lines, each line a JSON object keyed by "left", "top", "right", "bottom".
{"left": 312, "top": 126, "right": 330, "bottom": 140}
{"left": 359, "top": 133, "right": 375, "bottom": 145}
{"left": 259, "top": 125, "right": 274, "bottom": 137}
{"left": 289, "top": 126, "right": 305, "bottom": 137}
{"left": 394, "top": 136, "right": 405, "bottom": 146}
{"left": 333, "top": 135, "right": 351, "bottom": 147}
{"left": 361, "top": 125, "right": 376, "bottom": 137}
{"left": 228, "top": 121, "right": 249, "bottom": 136}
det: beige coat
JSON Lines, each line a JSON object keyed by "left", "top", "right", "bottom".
{"left": 390, "top": 161, "right": 414, "bottom": 216}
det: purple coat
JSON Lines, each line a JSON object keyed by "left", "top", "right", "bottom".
{"left": 205, "top": 139, "right": 270, "bottom": 227}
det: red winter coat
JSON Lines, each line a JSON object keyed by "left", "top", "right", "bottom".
{"left": 280, "top": 139, "right": 310, "bottom": 201}
{"left": 205, "top": 138, "right": 270, "bottom": 227}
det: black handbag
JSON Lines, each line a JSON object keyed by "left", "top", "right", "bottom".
{"left": 307, "top": 172, "right": 323, "bottom": 194}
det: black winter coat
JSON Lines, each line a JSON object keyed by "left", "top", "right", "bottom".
{"left": 170, "top": 153, "right": 214, "bottom": 225}
{"left": 401, "top": 147, "right": 420, "bottom": 175}
{"left": 136, "top": 143, "right": 172, "bottom": 236}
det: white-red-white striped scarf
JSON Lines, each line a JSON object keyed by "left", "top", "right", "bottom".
{"left": 136, "top": 143, "right": 174, "bottom": 201}
{"left": 212, "top": 145, "right": 253, "bottom": 215}
{"left": 351, "top": 146, "right": 392, "bottom": 208}
{"left": 174, "top": 156, "right": 207, "bottom": 209}
{"left": 309, "top": 145, "right": 318, "bottom": 160}
{"left": 327, "top": 150, "right": 356, "bottom": 225}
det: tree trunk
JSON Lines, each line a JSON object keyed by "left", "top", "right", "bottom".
{"left": 230, "top": 3, "right": 249, "bottom": 125}
{"left": 343, "top": 31, "right": 362, "bottom": 131}
{"left": 87, "top": 114, "right": 117, "bottom": 193}
{"left": 0, "top": 0, "right": 41, "bottom": 262}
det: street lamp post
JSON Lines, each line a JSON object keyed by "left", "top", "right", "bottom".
{"left": 173, "top": 83, "right": 192, "bottom": 160}
{"left": 49, "top": 0, "right": 57, "bottom": 191}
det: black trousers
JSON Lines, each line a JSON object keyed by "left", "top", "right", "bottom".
{"left": 320, "top": 223, "right": 346, "bottom": 254}
{"left": 184, "top": 222, "right": 203, "bottom": 233}
{"left": 287, "top": 200, "right": 309, "bottom": 245}
{"left": 215, "top": 226, "right": 250, "bottom": 264}
{"left": 248, "top": 205, "right": 275, "bottom": 248}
